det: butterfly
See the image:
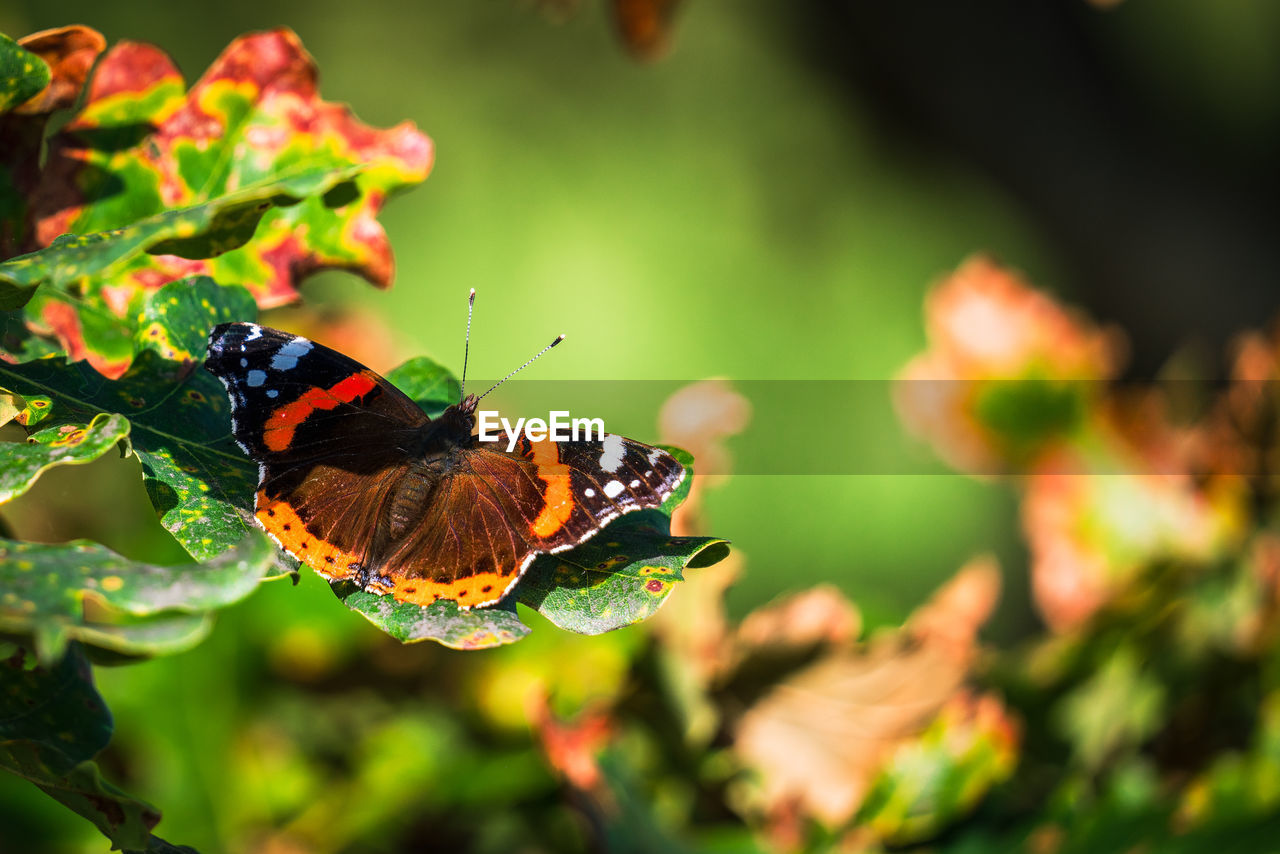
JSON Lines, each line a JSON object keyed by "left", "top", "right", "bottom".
{"left": 203, "top": 300, "right": 685, "bottom": 610}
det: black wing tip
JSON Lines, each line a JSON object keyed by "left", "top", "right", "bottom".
{"left": 205, "top": 321, "right": 267, "bottom": 365}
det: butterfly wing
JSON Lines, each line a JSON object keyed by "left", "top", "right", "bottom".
{"left": 507, "top": 431, "right": 687, "bottom": 551}
{"left": 372, "top": 432, "right": 686, "bottom": 608}
{"left": 205, "top": 322, "right": 429, "bottom": 582}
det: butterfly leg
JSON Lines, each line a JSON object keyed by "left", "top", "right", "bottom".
{"left": 349, "top": 562, "right": 399, "bottom": 595}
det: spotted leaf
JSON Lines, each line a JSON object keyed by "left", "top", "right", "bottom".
{"left": 8, "top": 27, "right": 106, "bottom": 117}
{"left": 0, "top": 352, "right": 258, "bottom": 559}
{"left": 518, "top": 509, "right": 727, "bottom": 635}
{"left": 0, "top": 31, "right": 54, "bottom": 258}
{"left": 337, "top": 588, "right": 533, "bottom": 650}
{"left": 135, "top": 276, "right": 257, "bottom": 364}
{"left": 0, "top": 32, "right": 50, "bottom": 113}
{"left": 0, "top": 532, "right": 277, "bottom": 661}
{"left": 0, "top": 282, "right": 263, "bottom": 559}
{"left": 0, "top": 411, "right": 131, "bottom": 504}
{"left": 0, "top": 387, "right": 53, "bottom": 428}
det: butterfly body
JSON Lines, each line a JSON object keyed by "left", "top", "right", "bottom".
{"left": 204, "top": 322, "right": 684, "bottom": 609}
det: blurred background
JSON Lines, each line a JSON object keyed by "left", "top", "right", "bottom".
{"left": 2, "top": 1, "right": 1279, "bottom": 851}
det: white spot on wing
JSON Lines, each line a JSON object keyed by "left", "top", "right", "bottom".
{"left": 270, "top": 337, "right": 313, "bottom": 371}
{"left": 244, "top": 325, "right": 263, "bottom": 342}
{"left": 647, "top": 448, "right": 663, "bottom": 465}
{"left": 505, "top": 464, "right": 688, "bottom": 599}
{"left": 599, "top": 433, "right": 625, "bottom": 473}
{"left": 247, "top": 369, "right": 267, "bottom": 387}
{"left": 584, "top": 488, "right": 595, "bottom": 498}
{"left": 239, "top": 358, "right": 248, "bottom": 367}
{"left": 629, "top": 479, "right": 640, "bottom": 488}
{"left": 266, "top": 389, "right": 279, "bottom": 398}
{"left": 603, "top": 480, "right": 625, "bottom": 499}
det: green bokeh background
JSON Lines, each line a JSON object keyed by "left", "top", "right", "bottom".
{"left": 1, "top": 1, "right": 1275, "bottom": 851}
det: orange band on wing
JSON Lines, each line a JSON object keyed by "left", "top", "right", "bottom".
{"left": 385, "top": 571, "right": 518, "bottom": 610}
{"left": 263, "top": 371, "right": 379, "bottom": 453}
{"left": 529, "top": 439, "right": 573, "bottom": 538}
{"left": 256, "top": 491, "right": 363, "bottom": 579}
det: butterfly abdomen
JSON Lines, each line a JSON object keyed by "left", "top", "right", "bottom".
{"left": 387, "top": 466, "right": 436, "bottom": 540}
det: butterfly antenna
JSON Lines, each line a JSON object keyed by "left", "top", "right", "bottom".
{"left": 459, "top": 288, "right": 476, "bottom": 400}
{"left": 476, "top": 333, "right": 566, "bottom": 401}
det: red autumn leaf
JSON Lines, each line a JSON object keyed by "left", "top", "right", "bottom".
{"left": 15, "top": 26, "right": 106, "bottom": 115}
{"left": 10, "top": 28, "right": 431, "bottom": 376}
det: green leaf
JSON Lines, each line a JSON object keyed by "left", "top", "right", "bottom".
{"left": 71, "top": 614, "right": 215, "bottom": 663}
{"left": 1055, "top": 646, "right": 1165, "bottom": 772}
{"left": 0, "top": 411, "right": 130, "bottom": 503}
{"left": 13, "top": 29, "right": 431, "bottom": 376}
{"left": 383, "top": 356, "right": 461, "bottom": 418}
{"left": 0, "top": 33, "right": 50, "bottom": 114}
{"left": 971, "top": 376, "right": 1089, "bottom": 466}
{"left": 855, "top": 693, "right": 1019, "bottom": 845}
{"left": 0, "top": 643, "right": 163, "bottom": 850}
{"left": 518, "top": 509, "right": 728, "bottom": 635}
{"left": 132, "top": 837, "right": 201, "bottom": 854}
{"left": 0, "top": 643, "right": 110, "bottom": 772}
{"left": 4, "top": 743, "right": 162, "bottom": 849}
{"left": 0, "top": 280, "right": 260, "bottom": 559}
{"left": 0, "top": 309, "right": 59, "bottom": 362}
{"left": 336, "top": 586, "right": 532, "bottom": 650}
{"left": 0, "top": 385, "right": 55, "bottom": 429}
{"left": 0, "top": 533, "right": 277, "bottom": 661}
{"left": 10, "top": 165, "right": 361, "bottom": 282}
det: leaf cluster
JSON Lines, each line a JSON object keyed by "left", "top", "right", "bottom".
{"left": 0, "top": 24, "right": 726, "bottom": 852}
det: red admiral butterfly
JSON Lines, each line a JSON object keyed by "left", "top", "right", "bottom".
{"left": 204, "top": 296, "right": 685, "bottom": 610}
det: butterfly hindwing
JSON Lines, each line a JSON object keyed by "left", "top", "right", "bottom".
{"left": 370, "top": 434, "right": 686, "bottom": 608}
{"left": 505, "top": 432, "right": 686, "bottom": 550}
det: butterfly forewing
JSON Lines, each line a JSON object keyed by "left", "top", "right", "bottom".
{"left": 205, "top": 323, "right": 427, "bottom": 582}
{"left": 205, "top": 323, "right": 428, "bottom": 462}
